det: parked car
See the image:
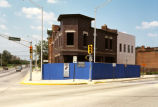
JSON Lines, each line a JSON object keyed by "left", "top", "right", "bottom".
{"left": 16, "top": 66, "right": 22, "bottom": 72}
{"left": 3, "top": 66, "right": 8, "bottom": 70}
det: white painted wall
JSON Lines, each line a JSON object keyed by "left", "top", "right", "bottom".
{"left": 117, "top": 32, "right": 135, "bottom": 65}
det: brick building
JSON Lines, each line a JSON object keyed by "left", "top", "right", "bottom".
{"left": 47, "top": 14, "right": 118, "bottom": 63}
{"left": 136, "top": 46, "right": 158, "bottom": 70}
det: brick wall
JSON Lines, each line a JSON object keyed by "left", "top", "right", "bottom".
{"left": 136, "top": 46, "right": 158, "bottom": 68}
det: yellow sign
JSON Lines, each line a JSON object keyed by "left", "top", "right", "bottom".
{"left": 142, "top": 64, "right": 146, "bottom": 67}
{"left": 88, "top": 44, "right": 93, "bottom": 54}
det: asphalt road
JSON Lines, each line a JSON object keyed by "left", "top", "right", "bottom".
{"left": 0, "top": 69, "right": 158, "bottom": 107}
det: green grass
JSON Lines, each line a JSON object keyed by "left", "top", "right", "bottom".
{"left": 142, "top": 71, "right": 158, "bottom": 75}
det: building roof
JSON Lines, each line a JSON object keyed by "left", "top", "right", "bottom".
{"left": 58, "top": 14, "right": 95, "bottom": 21}
{"left": 136, "top": 46, "right": 158, "bottom": 52}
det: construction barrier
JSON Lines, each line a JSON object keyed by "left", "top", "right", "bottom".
{"left": 42, "top": 62, "right": 140, "bottom": 80}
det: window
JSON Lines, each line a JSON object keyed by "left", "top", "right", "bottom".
{"left": 83, "top": 34, "right": 88, "bottom": 46}
{"left": 105, "top": 38, "right": 108, "bottom": 49}
{"left": 128, "top": 45, "right": 130, "bottom": 53}
{"left": 124, "top": 44, "right": 126, "bottom": 52}
{"left": 119, "top": 43, "right": 122, "bottom": 52}
{"left": 109, "top": 39, "right": 113, "bottom": 50}
{"left": 67, "top": 32, "right": 74, "bottom": 45}
{"left": 131, "top": 46, "right": 133, "bottom": 53}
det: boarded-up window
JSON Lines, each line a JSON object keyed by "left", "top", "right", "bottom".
{"left": 128, "top": 45, "right": 130, "bottom": 53}
{"left": 120, "top": 43, "right": 122, "bottom": 52}
{"left": 67, "top": 33, "right": 74, "bottom": 45}
{"left": 124, "top": 44, "right": 126, "bottom": 52}
{"left": 131, "top": 46, "right": 133, "bottom": 53}
{"left": 105, "top": 38, "right": 108, "bottom": 49}
{"left": 83, "top": 34, "right": 88, "bottom": 46}
{"left": 109, "top": 39, "right": 113, "bottom": 50}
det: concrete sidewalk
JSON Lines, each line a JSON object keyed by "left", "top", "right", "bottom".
{"left": 20, "top": 70, "right": 158, "bottom": 85}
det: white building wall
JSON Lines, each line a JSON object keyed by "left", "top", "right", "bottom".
{"left": 117, "top": 32, "right": 135, "bottom": 65}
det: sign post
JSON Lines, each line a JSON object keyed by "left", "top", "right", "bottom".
{"left": 112, "top": 63, "right": 116, "bottom": 79}
{"left": 73, "top": 56, "right": 77, "bottom": 82}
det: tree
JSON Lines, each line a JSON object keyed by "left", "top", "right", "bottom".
{"left": 2, "top": 50, "right": 12, "bottom": 66}
{"left": 36, "top": 40, "right": 48, "bottom": 66}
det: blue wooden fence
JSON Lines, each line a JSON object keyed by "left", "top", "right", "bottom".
{"left": 42, "top": 62, "right": 140, "bottom": 80}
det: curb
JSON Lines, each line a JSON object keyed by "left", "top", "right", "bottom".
{"left": 20, "top": 81, "right": 87, "bottom": 85}
{"left": 92, "top": 78, "right": 140, "bottom": 84}
{"left": 20, "top": 71, "right": 158, "bottom": 85}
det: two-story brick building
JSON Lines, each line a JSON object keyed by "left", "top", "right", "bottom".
{"left": 47, "top": 14, "right": 118, "bottom": 63}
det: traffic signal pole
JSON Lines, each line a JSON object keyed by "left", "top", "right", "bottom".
{"left": 30, "top": 41, "right": 33, "bottom": 81}
{"left": 0, "top": 34, "right": 34, "bottom": 81}
{"left": 88, "top": 45, "right": 93, "bottom": 82}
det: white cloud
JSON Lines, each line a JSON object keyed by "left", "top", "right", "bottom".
{"left": 122, "top": 31, "right": 127, "bottom": 34}
{"left": 136, "top": 21, "right": 158, "bottom": 29}
{"left": 0, "top": 24, "right": 7, "bottom": 30}
{"left": 147, "top": 33, "right": 158, "bottom": 37}
{"left": 32, "top": 34, "right": 41, "bottom": 41}
{"left": 30, "top": 25, "right": 41, "bottom": 30}
{"left": 0, "top": 0, "right": 11, "bottom": 7}
{"left": 47, "top": 0, "right": 58, "bottom": 4}
{"left": 32, "top": 34, "right": 47, "bottom": 41}
{"left": 22, "top": 7, "right": 56, "bottom": 25}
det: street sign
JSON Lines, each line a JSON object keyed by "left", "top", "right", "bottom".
{"left": 77, "top": 62, "right": 85, "bottom": 67}
{"left": 112, "top": 63, "right": 116, "bottom": 67}
{"left": 9, "top": 37, "right": 21, "bottom": 41}
{"left": 64, "top": 63, "right": 70, "bottom": 77}
{"left": 43, "top": 60, "right": 48, "bottom": 63}
{"left": 73, "top": 56, "right": 77, "bottom": 63}
{"left": 142, "top": 64, "right": 146, "bottom": 67}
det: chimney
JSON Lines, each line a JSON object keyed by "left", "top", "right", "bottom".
{"left": 101, "top": 24, "right": 107, "bottom": 30}
{"left": 141, "top": 45, "right": 145, "bottom": 49}
{"left": 52, "top": 25, "right": 60, "bottom": 32}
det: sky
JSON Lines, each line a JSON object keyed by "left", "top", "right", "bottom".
{"left": 0, "top": 0, "right": 158, "bottom": 60}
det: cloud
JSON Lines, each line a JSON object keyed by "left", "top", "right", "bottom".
{"left": 147, "top": 33, "right": 158, "bottom": 37}
{"left": 32, "top": 34, "right": 47, "bottom": 41}
{"left": 0, "top": 0, "right": 11, "bottom": 7}
{"left": 47, "top": 0, "right": 58, "bottom": 4}
{"left": 22, "top": 7, "right": 56, "bottom": 25}
{"left": 32, "top": 34, "right": 41, "bottom": 41}
{"left": 30, "top": 25, "right": 41, "bottom": 30}
{"left": 0, "top": 24, "right": 7, "bottom": 30}
{"left": 136, "top": 21, "right": 158, "bottom": 29}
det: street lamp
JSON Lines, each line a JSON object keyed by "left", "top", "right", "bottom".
{"left": 23, "top": 0, "right": 43, "bottom": 79}
{"left": 94, "top": 0, "right": 112, "bottom": 62}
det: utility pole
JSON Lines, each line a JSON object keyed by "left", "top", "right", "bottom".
{"left": 26, "top": 0, "right": 43, "bottom": 79}
{"left": 88, "top": 45, "right": 93, "bottom": 81}
{"left": 94, "top": 0, "right": 112, "bottom": 62}
{"left": 1, "top": 53, "right": 2, "bottom": 66}
{"left": 35, "top": 44, "right": 38, "bottom": 70}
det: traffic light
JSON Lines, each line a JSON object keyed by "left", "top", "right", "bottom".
{"left": 88, "top": 44, "right": 93, "bottom": 54}
{"left": 30, "top": 46, "right": 33, "bottom": 53}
